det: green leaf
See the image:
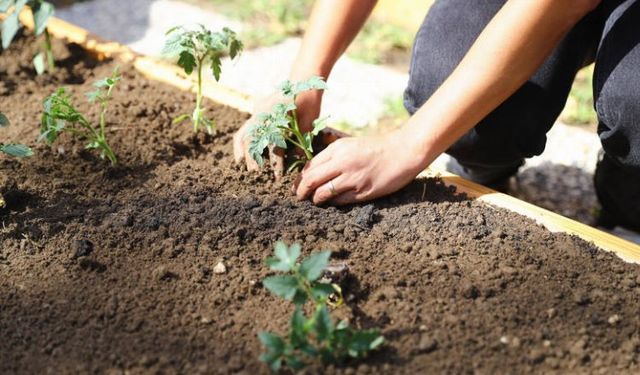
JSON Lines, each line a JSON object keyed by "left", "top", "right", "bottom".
{"left": 299, "top": 251, "right": 330, "bottom": 281}
{"left": 290, "top": 306, "right": 308, "bottom": 347}
{"left": 0, "top": 113, "right": 9, "bottom": 127}
{"left": 310, "top": 283, "right": 335, "bottom": 301}
{"left": 172, "top": 113, "right": 190, "bottom": 125}
{"left": 32, "top": 1, "right": 54, "bottom": 36}
{"left": 265, "top": 241, "right": 300, "bottom": 272}
{"left": 33, "top": 52, "right": 45, "bottom": 75}
{"left": 177, "top": 50, "right": 196, "bottom": 75}
{"left": 311, "top": 116, "right": 328, "bottom": 136}
{"left": 263, "top": 275, "right": 299, "bottom": 300}
{"left": 1, "top": 143, "right": 33, "bottom": 158}
{"left": 164, "top": 25, "right": 181, "bottom": 36}
{"left": 0, "top": 0, "right": 13, "bottom": 12}
{"left": 285, "top": 355, "right": 306, "bottom": 371}
{"left": 314, "top": 305, "right": 333, "bottom": 342}
{"left": 210, "top": 55, "right": 221, "bottom": 81}
{"left": 1, "top": 11, "right": 20, "bottom": 49}
{"left": 292, "top": 289, "right": 308, "bottom": 305}
{"left": 258, "top": 331, "right": 285, "bottom": 352}
{"left": 258, "top": 332, "right": 285, "bottom": 371}
{"left": 347, "top": 330, "right": 384, "bottom": 358}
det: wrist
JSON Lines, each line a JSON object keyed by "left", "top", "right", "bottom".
{"left": 393, "top": 125, "right": 437, "bottom": 174}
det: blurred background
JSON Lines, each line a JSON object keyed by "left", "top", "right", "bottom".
{"left": 49, "top": 0, "right": 637, "bottom": 242}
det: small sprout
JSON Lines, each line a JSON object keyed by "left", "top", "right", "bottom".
{"left": 40, "top": 68, "right": 120, "bottom": 165}
{"left": 0, "top": 112, "right": 33, "bottom": 158}
{"left": 162, "top": 25, "right": 243, "bottom": 134}
{"left": 248, "top": 76, "right": 328, "bottom": 171}
{"left": 259, "top": 242, "right": 384, "bottom": 372}
{"left": 1, "top": 0, "right": 56, "bottom": 74}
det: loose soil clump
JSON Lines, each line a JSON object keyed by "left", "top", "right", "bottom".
{"left": 1, "top": 35, "right": 640, "bottom": 374}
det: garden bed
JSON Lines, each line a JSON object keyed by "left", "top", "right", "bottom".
{"left": 2, "top": 33, "right": 640, "bottom": 374}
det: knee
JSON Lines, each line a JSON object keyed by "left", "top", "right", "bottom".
{"left": 595, "top": 88, "right": 640, "bottom": 170}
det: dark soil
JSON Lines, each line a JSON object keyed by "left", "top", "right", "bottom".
{"left": 2, "top": 34, "right": 640, "bottom": 375}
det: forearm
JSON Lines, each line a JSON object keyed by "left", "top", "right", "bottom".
{"left": 290, "top": 0, "right": 377, "bottom": 81}
{"left": 404, "top": 0, "right": 600, "bottom": 169}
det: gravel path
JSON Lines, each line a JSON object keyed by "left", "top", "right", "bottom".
{"left": 55, "top": 0, "right": 639, "bottom": 244}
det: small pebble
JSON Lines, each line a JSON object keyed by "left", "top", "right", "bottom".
{"left": 214, "top": 261, "right": 227, "bottom": 274}
{"left": 608, "top": 314, "right": 621, "bottom": 325}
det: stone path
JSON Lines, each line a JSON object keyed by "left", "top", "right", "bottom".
{"left": 55, "top": 0, "right": 639, "bottom": 244}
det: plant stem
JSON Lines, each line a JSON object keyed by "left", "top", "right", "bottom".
{"left": 44, "top": 29, "right": 54, "bottom": 71}
{"left": 289, "top": 111, "right": 313, "bottom": 160}
{"left": 195, "top": 58, "right": 204, "bottom": 133}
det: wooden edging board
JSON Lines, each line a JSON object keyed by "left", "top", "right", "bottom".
{"left": 17, "top": 14, "right": 640, "bottom": 264}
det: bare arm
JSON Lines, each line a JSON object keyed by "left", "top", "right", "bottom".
{"left": 407, "top": 0, "right": 602, "bottom": 169}
{"left": 296, "top": 0, "right": 602, "bottom": 204}
{"left": 290, "top": 0, "right": 378, "bottom": 81}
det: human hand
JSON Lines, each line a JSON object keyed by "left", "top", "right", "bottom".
{"left": 293, "top": 128, "right": 428, "bottom": 205}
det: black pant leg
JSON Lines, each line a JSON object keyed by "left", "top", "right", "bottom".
{"left": 404, "top": 0, "right": 603, "bottom": 184}
{"left": 593, "top": 0, "right": 640, "bottom": 230}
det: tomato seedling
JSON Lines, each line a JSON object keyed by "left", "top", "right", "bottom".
{"left": 248, "top": 77, "right": 328, "bottom": 171}
{"left": 1, "top": 0, "right": 55, "bottom": 74}
{"left": 259, "top": 241, "right": 384, "bottom": 372}
{"left": 0, "top": 113, "right": 33, "bottom": 158}
{"left": 40, "top": 68, "right": 120, "bottom": 165}
{"left": 162, "top": 25, "right": 243, "bottom": 134}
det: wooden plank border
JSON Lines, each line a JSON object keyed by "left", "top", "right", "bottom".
{"left": 16, "top": 15, "right": 640, "bottom": 263}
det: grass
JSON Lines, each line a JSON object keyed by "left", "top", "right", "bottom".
{"left": 560, "top": 65, "right": 597, "bottom": 126}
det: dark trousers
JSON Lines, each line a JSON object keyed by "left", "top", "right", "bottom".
{"left": 404, "top": 0, "right": 640, "bottom": 229}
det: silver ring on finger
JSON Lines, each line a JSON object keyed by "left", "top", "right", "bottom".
{"left": 327, "top": 180, "right": 338, "bottom": 196}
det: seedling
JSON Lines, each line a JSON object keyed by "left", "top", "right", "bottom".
{"left": 162, "top": 25, "right": 243, "bottom": 134}
{"left": 40, "top": 68, "right": 120, "bottom": 165}
{"left": 0, "top": 113, "right": 33, "bottom": 158}
{"left": 248, "top": 77, "right": 328, "bottom": 171}
{"left": 1, "top": 0, "right": 56, "bottom": 74}
{"left": 259, "top": 242, "right": 384, "bottom": 372}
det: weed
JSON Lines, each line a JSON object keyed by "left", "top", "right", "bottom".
{"left": 259, "top": 241, "right": 384, "bottom": 372}
{"left": 248, "top": 76, "right": 327, "bottom": 171}
{"left": 162, "top": 25, "right": 243, "bottom": 134}
{"left": 40, "top": 68, "right": 120, "bottom": 165}
{"left": 1, "top": 0, "right": 55, "bottom": 74}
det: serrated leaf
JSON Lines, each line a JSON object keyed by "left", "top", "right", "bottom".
{"left": 292, "top": 289, "right": 308, "bottom": 305}
{"left": 0, "top": 113, "right": 9, "bottom": 127}
{"left": 33, "top": 52, "right": 45, "bottom": 75}
{"left": 286, "top": 355, "right": 306, "bottom": 371}
{"left": 1, "top": 11, "right": 20, "bottom": 49}
{"left": 299, "top": 251, "right": 330, "bottom": 281}
{"left": 310, "top": 283, "right": 335, "bottom": 301}
{"left": 32, "top": 1, "right": 54, "bottom": 36}
{"left": 263, "top": 275, "right": 299, "bottom": 300}
{"left": 274, "top": 242, "right": 300, "bottom": 269}
{"left": 290, "top": 306, "right": 308, "bottom": 347}
{"left": 347, "top": 330, "right": 384, "bottom": 357}
{"left": 177, "top": 50, "right": 196, "bottom": 75}
{"left": 0, "top": 143, "right": 33, "bottom": 158}
{"left": 258, "top": 332, "right": 285, "bottom": 352}
{"left": 314, "top": 304, "right": 333, "bottom": 342}
{"left": 311, "top": 116, "right": 328, "bottom": 136}
{"left": 0, "top": 0, "right": 13, "bottom": 12}
{"left": 210, "top": 55, "right": 221, "bottom": 81}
